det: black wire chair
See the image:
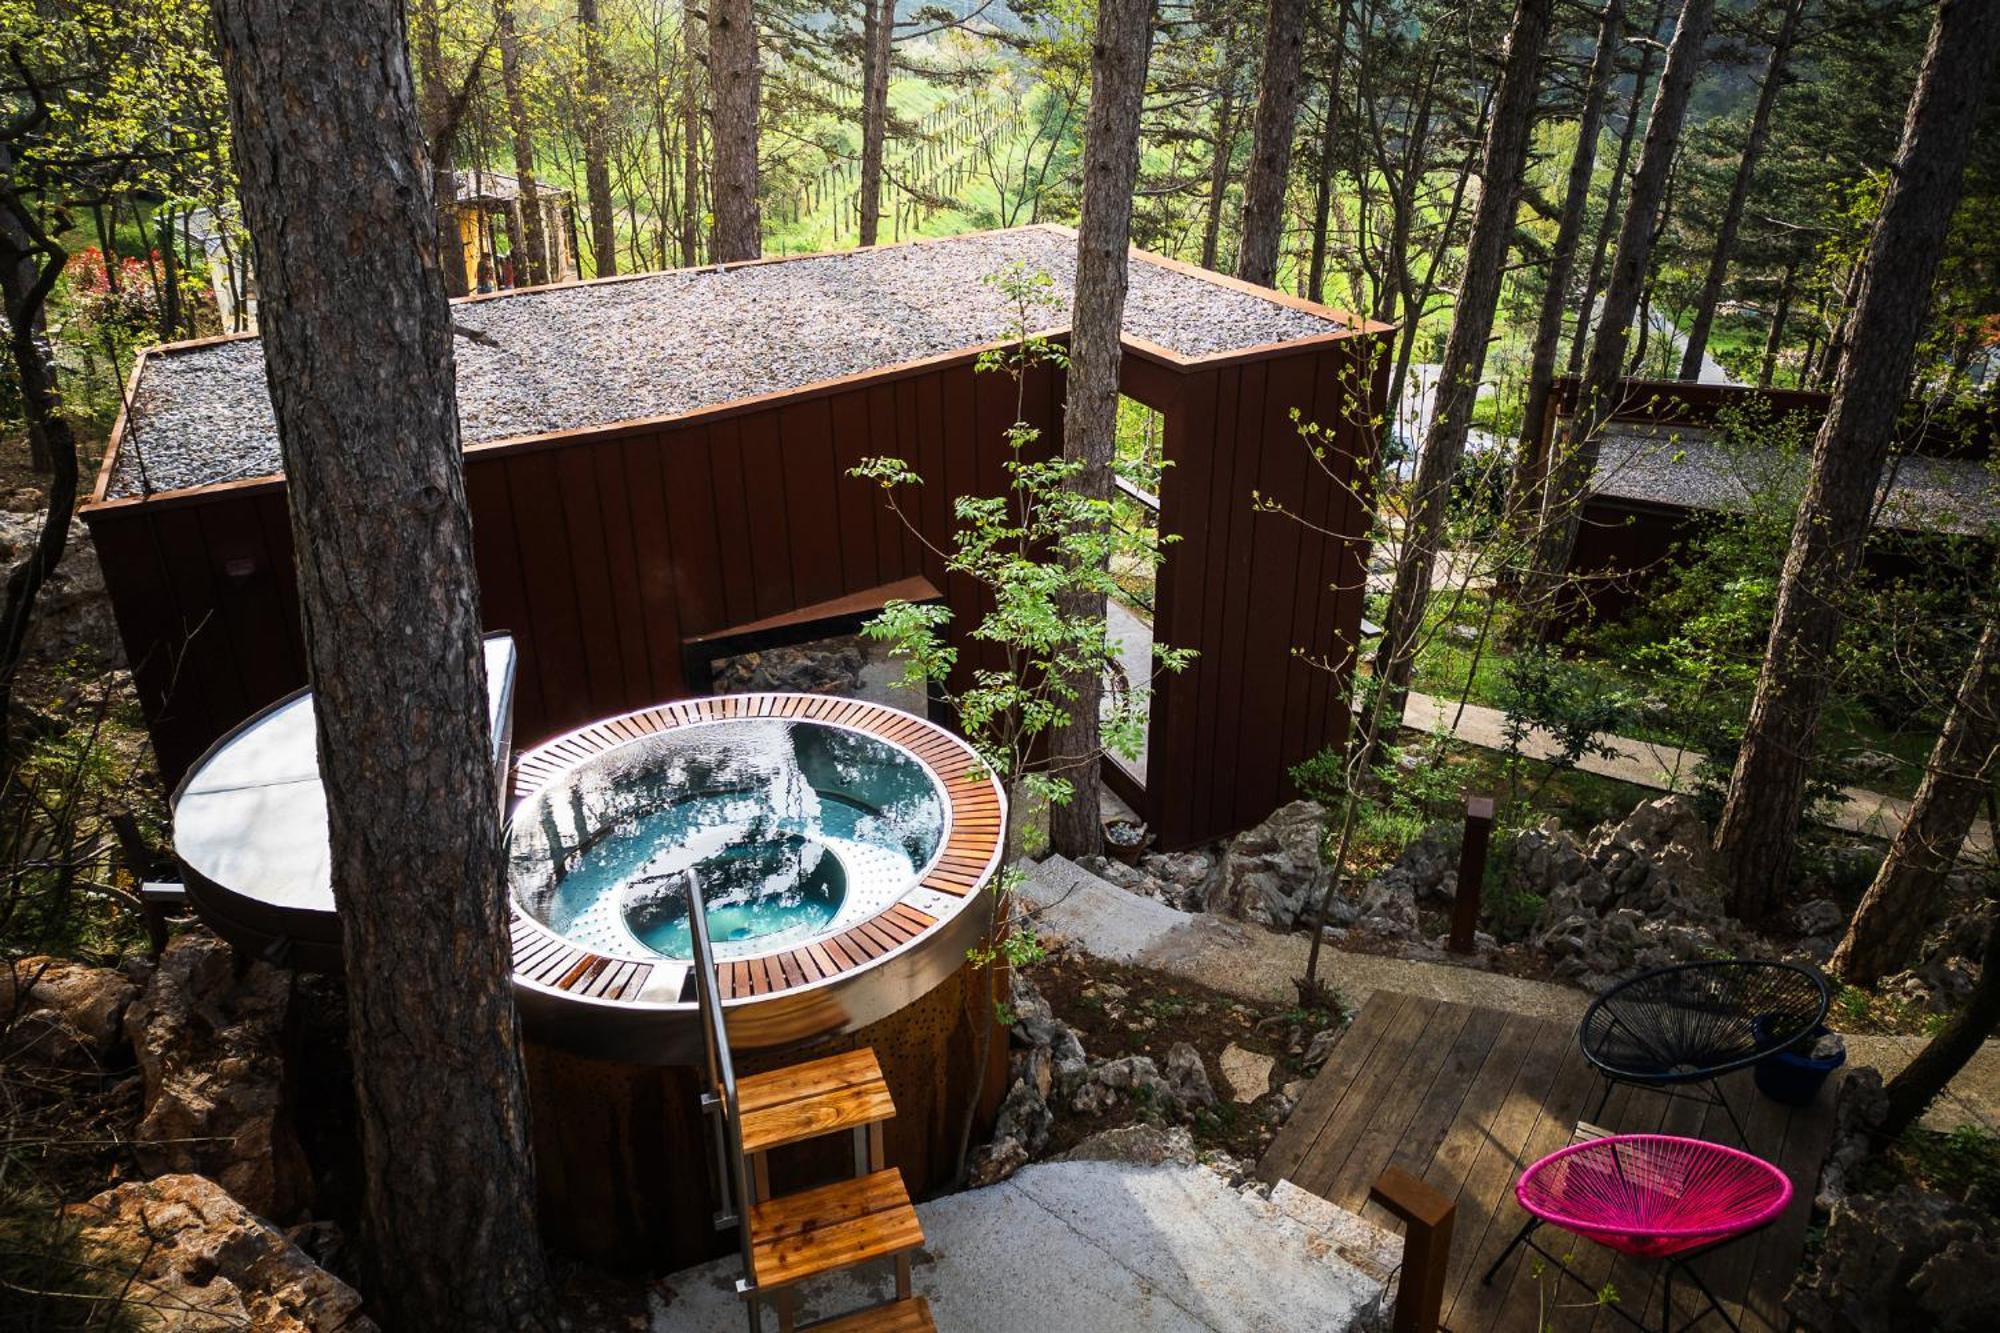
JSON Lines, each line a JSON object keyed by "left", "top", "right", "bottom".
{"left": 1578, "top": 959, "right": 1830, "bottom": 1144}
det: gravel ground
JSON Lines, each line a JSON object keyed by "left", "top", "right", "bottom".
{"left": 1592, "top": 422, "right": 2000, "bottom": 534}
{"left": 110, "top": 228, "right": 1353, "bottom": 499}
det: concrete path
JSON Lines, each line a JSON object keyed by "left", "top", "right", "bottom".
{"left": 1019, "top": 855, "right": 2000, "bottom": 1135}
{"left": 649, "top": 1160, "right": 1387, "bottom": 1332}
{"left": 1400, "top": 690, "right": 1995, "bottom": 856}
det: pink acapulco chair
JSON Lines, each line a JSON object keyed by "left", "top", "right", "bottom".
{"left": 1481, "top": 1134, "right": 1792, "bottom": 1332}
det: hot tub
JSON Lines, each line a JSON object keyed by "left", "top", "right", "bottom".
{"left": 503, "top": 693, "right": 1006, "bottom": 1063}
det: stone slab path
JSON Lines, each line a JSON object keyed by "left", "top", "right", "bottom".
{"left": 1401, "top": 691, "right": 1995, "bottom": 856}
{"left": 1020, "top": 855, "right": 2000, "bottom": 1135}
{"left": 649, "top": 1159, "right": 1387, "bottom": 1332}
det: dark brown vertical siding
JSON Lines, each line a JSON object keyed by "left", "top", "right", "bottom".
{"left": 778, "top": 397, "right": 844, "bottom": 609}
{"left": 465, "top": 453, "right": 543, "bottom": 728}
{"left": 1148, "top": 366, "right": 1217, "bottom": 849}
{"left": 91, "top": 332, "right": 1386, "bottom": 832}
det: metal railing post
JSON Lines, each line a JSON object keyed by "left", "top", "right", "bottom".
{"left": 681, "top": 871, "right": 759, "bottom": 1330}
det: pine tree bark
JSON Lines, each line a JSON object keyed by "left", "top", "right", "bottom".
{"left": 413, "top": 0, "right": 469, "bottom": 297}
{"left": 709, "top": 0, "right": 762, "bottom": 261}
{"left": 1047, "top": 0, "right": 1156, "bottom": 861}
{"left": 1676, "top": 0, "right": 1804, "bottom": 381}
{"left": 496, "top": 0, "right": 549, "bottom": 285}
{"left": 1235, "top": 0, "right": 1308, "bottom": 288}
{"left": 680, "top": 5, "right": 704, "bottom": 266}
{"left": 579, "top": 0, "right": 619, "bottom": 276}
{"left": 1567, "top": 0, "right": 1667, "bottom": 381}
{"left": 857, "top": 0, "right": 894, "bottom": 246}
{"left": 207, "top": 0, "right": 554, "bottom": 1326}
{"left": 1522, "top": 0, "right": 1715, "bottom": 624}
{"left": 1304, "top": 2, "right": 1348, "bottom": 305}
{"left": 1714, "top": 0, "right": 2000, "bottom": 917}
{"left": 1199, "top": 23, "right": 1238, "bottom": 273}
{"left": 1831, "top": 617, "right": 2000, "bottom": 986}
{"left": 1373, "top": 0, "right": 1552, "bottom": 699}
{"left": 1882, "top": 878, "right": 2000, "bottom": 1140}
{"left": 1509, "top": 0, "right": 1623, "bottom": 517}
{"left": 1758, "top": 257, "right": 1797, "bottom": 387}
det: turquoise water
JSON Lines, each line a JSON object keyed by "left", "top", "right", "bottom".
{"left": 510, "top": 719, "right": 947, "bottom": 962}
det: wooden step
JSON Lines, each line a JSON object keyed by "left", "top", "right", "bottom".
{"left": 801, "top": 1295, "right": 936, "bottom": 1332}
{"left": 748, "top": 1169, "right": 923, "bottom": 1291}
{"left": 739, "top": 1048, "right": 897, "bottom": 1156}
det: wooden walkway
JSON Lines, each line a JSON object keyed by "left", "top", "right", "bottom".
{"left": 1259, "top": 992, "right": 1839, "bottom": 1332}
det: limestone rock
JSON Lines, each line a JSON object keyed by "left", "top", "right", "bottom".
{"left": 967, "top": 1135, "right": 1031, "bottom": 1188}
{"left": 0, "top": 512, "right": 121, "bottom": 666}
{"left": 68, "top": 1174, "right": 376, "bottom": 1331}
{"left": 1300, "top": 1027, "right": 1343, "bottom": 1074}
{"left": 125, "top": 930, "right": 310, "bottom": 1220}
{"left": 1061, "top": 1123, "right": 1199, "bottom": 1168}
{"left": 713, "top": 638, "right": 865, "bottom": 695}
{"left": 1207, "top": 800, "right": 1330, "bottom": 929}
{"left": 1, "top": 955, "right": 139, "bottom": 1067}
{"left": 1522, "top": 796, "right": 1746, "bottom": 991}
{"left": 1218, "top": 1043, "right": 1276, "bottom": 1103}
{"left": 1788, "top": 1188, "right": 2000, "bottom": 1332}
{"left": 1163, "top": 1041, "right": 1216, "bottom": 1112}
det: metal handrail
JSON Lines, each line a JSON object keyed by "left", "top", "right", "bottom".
{"left": 681, "top": 870, "right": 758, "bottom": 1323}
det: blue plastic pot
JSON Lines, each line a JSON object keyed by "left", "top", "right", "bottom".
{"left": 1752, "top": 1015, "right": 1845, "bottom": 1107}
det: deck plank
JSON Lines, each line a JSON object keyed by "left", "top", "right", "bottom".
{"left": 1261, "top": 993, "right": 1834, "bottom": 1333}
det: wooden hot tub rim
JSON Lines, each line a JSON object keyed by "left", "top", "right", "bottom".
{"left": 505, "top": 691, "right": 1005, "bottom": 1009}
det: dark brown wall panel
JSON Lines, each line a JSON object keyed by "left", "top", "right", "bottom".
{"left": 92, "top": 337, "right": 1383, "bottom": 844}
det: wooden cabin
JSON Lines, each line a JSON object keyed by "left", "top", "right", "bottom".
{"left": 83, "top": 225, "right": 1390, "bottom": 850}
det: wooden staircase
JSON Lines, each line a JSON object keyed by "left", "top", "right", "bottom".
{"left": 681, "top": 871, "right": 933, "bottom": 1333}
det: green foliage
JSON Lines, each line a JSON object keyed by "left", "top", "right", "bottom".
{"left": 852, "top": 262, "right": 1192, "bottom": 963}
{"left": 1495, "top": 646, "right": 1637, "bottom": 796}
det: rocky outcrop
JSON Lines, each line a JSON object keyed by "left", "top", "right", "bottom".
{"left": 1788, "top": 1189, "right": 2000, "bottom": 1332}
{"left": 1206, "top": 801, "right": 1330, "bottom": 928}
{"left": 1880, "top": 897, "right": 1994, "bottom": 1015}
{"left": 1078, "top": 849, "right": 1214, "bottom": 913}
{"left": 969, "top": 973, "right": 1090, "bottom": 1187}
{"left": 713, "top": 638, "right": 866, "bottom": 695}
{"left": 68, "top": 1174, "right": 375, "bottom": 1332}
{"left": 1521, "top": 796, "right": 1746, "bottom": 991}
{"left": 0, "top": 511, "right": 121, "bottom": 665}
{"left": 1, "top": 955, "right": 140, "bottom": 1068}
{"left": 125, "top": 931, "right": 310, "bottom": 1220}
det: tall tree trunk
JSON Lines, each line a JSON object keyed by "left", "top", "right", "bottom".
{"left": 1373, "top": 0, "right": 1552, "bottom": 701}
{"left": 1831, "top": 616, "right": 2000, "bottom": 986}
{"left": 208, "top": 0, "right": 555, "bottom": 1327}
{"left": 1881, "top": 877, "right": 2000, "bottom": 1140}
{"left": 0, "top": 145, "right": 77, "bottom": 752}
{"left": 496, "top": 0, "right": 549, "bottom": 285}
{"left": 680, "top": 1, "right": 704, "bottom": 266}
{"left": 1522, "top": 0, "right": 1715, "bottom": 625}
{"left": 579, "top": 0, "right": 619, "bottom": 276}
{"left": 709, "top": 0, "right": 761, "bottom": 261}
{"left": 1508, "top": 0, "right": 1624, "bottom": 527}
{"left": 1567, "top": 0, "right": 1667, "bottom": 380}
{"left": 1676, "top": 0, "right": 1805, "bottom": 381}
{"left": 1304, "top": 2, "right": 1349, "bottom": 305}
{"left": 414, "top": 0, "right": 469, "bottom": 296}
{"left": 857, "top": 0, "right": 893, "bottom": 246}
{"left": 1714, "top": 0, "right": 2000, "bottom": 917}
{"left": 1200, "top": 24, "right": 1238, "bottom": 273}
{"left": 1758, "top": 257, "right": 1797, "bottom": 386}
{"left": 1047, "top": 0, "right": 1156, "bottom": 861}
{"left": 1236, "top": 0, "right": 1308, "bottom": 288}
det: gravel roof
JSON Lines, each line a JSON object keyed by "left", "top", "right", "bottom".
{"left": 1591, "top": 423, "right": 2000, "bottom": 536}
{"left": 106, "top": 227, "right": 1356, "bottom": 501}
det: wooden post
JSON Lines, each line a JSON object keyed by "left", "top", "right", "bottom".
{"left": 1448, "top": 794, "right": 1495, "bottom": 955}
{"left": 1370, "top": 1165, "right": 1455, "bottom": 1333}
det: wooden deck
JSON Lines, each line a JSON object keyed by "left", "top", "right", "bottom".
{"left": 1259, "top": 992, "right": 1838, "bottom": 1332}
